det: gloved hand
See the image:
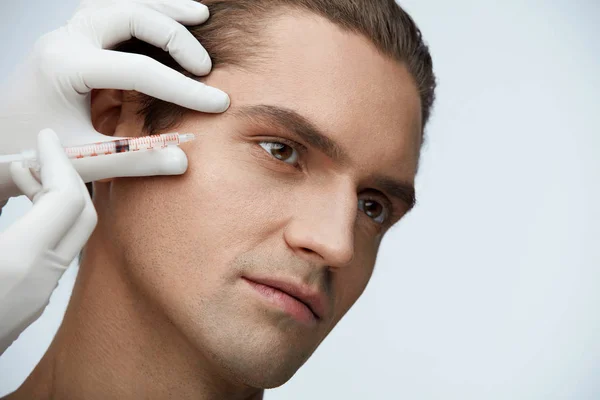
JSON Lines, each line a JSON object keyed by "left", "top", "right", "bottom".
{"left": 0, "top": 129, "right": 97, "bottom": 353}
{"left": 0, "top": 0, "right": 229, "bottom": 201}
{"left": 0, "top": 0, "right": 227, "bottom": 355}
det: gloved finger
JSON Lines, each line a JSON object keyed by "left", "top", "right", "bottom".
{"left": 130, "top": 0, "right": 210, "bottom": 25}
{"left": 71, "top": 145, "right": 188, "bottom": 183}
{"left": 7, "top": 130, "right": 86, "bottom": 252}
{"left": 79, "top": 50, "right": 229, "bottom": 113}
{"left": 9, "top": 163, "right": 42, "bottom": 201}
{"left": 37, "top": 129, "right": 86, "bottom": 195}
{"left": 92, "top": 4, "right": 212, "bottom": 76}
{"left": 52, "top": 172, "right": 97, "bottom": 263}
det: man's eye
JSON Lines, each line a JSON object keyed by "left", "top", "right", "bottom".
{"left": 358, "top": 199, "right": 389, "bottom": 224}
{"left": 259, "top": 141, "right": 300, "bottom": 166}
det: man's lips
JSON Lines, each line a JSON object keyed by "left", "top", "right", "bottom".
{"left": 242, "top": 276, "right": 327, "bottom": 324}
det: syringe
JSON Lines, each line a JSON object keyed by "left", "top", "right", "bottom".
{"left": 0, "top": 133, "right": 195, "bottom": 170}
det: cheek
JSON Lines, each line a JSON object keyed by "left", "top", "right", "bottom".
{"left": 181, "top": 141, "right": 285, "bottom": 251}
{"left": 106, "top": 135, "right": 291, "bottom": 277}
{"left": 102, "top": 140, "right": 290, "bottom": 320}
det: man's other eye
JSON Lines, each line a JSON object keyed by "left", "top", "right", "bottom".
{"left": 259, "top": 141, "right": 300, "bottom": 166}
{"left": 358, "top": 198, "right": 389, "bottom": 224}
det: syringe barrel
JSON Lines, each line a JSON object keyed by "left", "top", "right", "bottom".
{"left": 65, "top": 141, "right": 119, "bottom": 159}
{"left": 127, "top": 133, "right": 181, "bottom": 151}
{"left": 64, "top": 133, "right": 182, "bottom": 159}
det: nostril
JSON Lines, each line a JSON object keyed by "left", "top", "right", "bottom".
{"left": 300, "top": 248, "right": 325, "bottom": 260}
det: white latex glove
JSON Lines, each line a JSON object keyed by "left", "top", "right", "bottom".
{"left": 0, "top": 0, "right": 229, "bottom": 201}
{"left": 0, "top": 129, "right": 97, "bottom": 354}
{"left": 0, "top": 0, "right": 226, "bottom": 355}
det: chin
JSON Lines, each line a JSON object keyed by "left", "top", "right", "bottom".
{"left": 228, "top": 354, "right": 308, "bottom": 389}
{"left": 195, "top": 327, "right": 316, "bottom": 389}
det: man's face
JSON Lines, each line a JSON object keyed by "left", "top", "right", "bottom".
{"left": 94, "top": 13, "right": 421, "bottom": 387}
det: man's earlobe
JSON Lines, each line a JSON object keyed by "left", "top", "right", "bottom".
{"left": 90, "top": 89, "right": 125, "bottom": 137}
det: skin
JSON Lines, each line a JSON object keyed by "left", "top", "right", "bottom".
{"left": 7, "top": 11, "right": 422, "bottom": 400}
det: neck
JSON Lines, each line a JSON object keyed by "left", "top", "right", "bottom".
{"left": 10, "top": 231, "right": 263, "bottom": 400}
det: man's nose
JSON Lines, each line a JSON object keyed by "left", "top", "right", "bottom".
{"left": 283, "top": 185, "right": 356, "bottom": 268}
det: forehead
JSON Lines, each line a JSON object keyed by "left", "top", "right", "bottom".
{"left": 206, "top": 12, "right": 423, "bottom": 176}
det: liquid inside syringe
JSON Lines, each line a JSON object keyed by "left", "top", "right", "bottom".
{"left": 0, "top": 133, "right": 195, "bottom": 170}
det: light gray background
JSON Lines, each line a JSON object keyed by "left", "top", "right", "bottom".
{"left": 1, "top": 1, "right": 599, "bottom": 398}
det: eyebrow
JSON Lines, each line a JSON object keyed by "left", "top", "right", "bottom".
{"left": 233, "top": 104, "right": 417, "bottom": 211}
{"left": 374, "top": 177, "right": 417, "bottom": 212}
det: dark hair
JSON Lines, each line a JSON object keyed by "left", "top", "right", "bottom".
{"left": 115, "top": 0, "right": 436, "bottom": 136}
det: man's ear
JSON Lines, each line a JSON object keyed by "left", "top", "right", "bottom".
{"left": 90, "top": 89, "right": 123, "bottom": 137}
{"left": 90, "top": 89, "right": 142, "bottom": 137}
